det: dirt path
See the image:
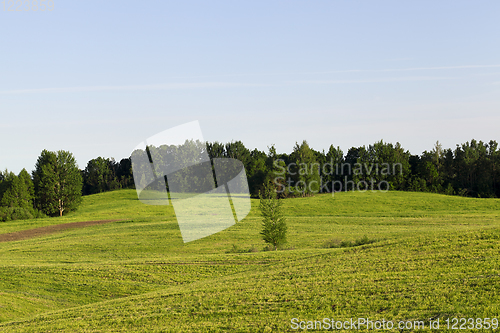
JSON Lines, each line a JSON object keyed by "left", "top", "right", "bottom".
{"left": 0, "top": 219, "right": 124, "bottom": 243}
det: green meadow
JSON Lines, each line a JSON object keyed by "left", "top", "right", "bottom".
{"left": 0, "top": 189, "right": 499, "bottom": 332}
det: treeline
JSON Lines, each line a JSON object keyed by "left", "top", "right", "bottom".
{"left": 1, "top": 138, "right": 499, "bottom": 222}
{"left": 0, "top": 153, "right": 134, "bottom": 221}
{"left": 81, "top": 157, "right": 134, "bottom": 195}
{"left": 203, "top": 139, "right": 500, "bottom": 198}
{"left": 0, "top": 150, "right": 83, "bottom": 221}
{"left": 126, "top": 138, "right": 500, "bottom": 198}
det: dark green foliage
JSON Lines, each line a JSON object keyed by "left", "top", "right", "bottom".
{"left": 82, "top": 157, "right": 134, "bottom": 195}
{"left": 32, "top": 150, "right": 83, "bottom": 217}
{"left": 225, "top": 140, "right": 251, "bottom": 166}
{"left": 259, "top": 182, "right": 287, "bottom": 250}
{"left": 344, "top": 146, "right": 361, "bottom": 181}
{"left": 0, "top": 170, "right": 17, "bottom": 206}
{"left": 413, "top": 141, "right": 446, "bottom": 193}
{"left": 0, "top": 206, "right": 45, "bottom": 222}
{"left": 324, "top": 235, "right": 377, "bottom": 248}
{"left": 206, "top": 141, "right": 226, "bottom": 159}
{"left": 83, "top": 157, "right": 117, "bottom": 195}
{"left": 246, "top": 148, "right": 269, "bottom": 197}
{"left": 207, "top": 141, "right": 268, "bottom": 197}
{"left": 2, "top": 137, "right": 499, "bottom": 218}
{"left": 321, "top": 145, "right": 344, "bottom": 192}
{"left": 0, "top": 169, "right": 42, "bottom": 221}
{"left": 1, "top": 169, "right": 35, "bottom": 210}
{"left": 288, "top": 140, "right": 321, "bottom": 195}
{"left": 0, "top": 171, "right": 8, "bottom": 200}
{"left": 407, "top": 140, "right": 500, "bottom": 198}
{"left": 116, "top": 158, "right": 135, "bottom": 189}
{"left": 129, "top": 138, "right": 500, "bottom": 199}
{"left": 0, "top": 206, "right": 33, "bottom": 222}
{"left": 125, "top": 138, "right": 500, "bottom": 198}
{"left": 354, "top": 140, "right": 411, "bottom": 190}
{"left": 453, "top": 140, "right": 498, "bottom": 197}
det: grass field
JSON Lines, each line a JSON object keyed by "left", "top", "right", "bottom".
{"left": 0, "top": 189, "right": 499, "bottom": 332}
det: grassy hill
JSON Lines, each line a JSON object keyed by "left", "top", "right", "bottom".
{"left": 0, "top": 190, "right": 499, "bottom": 332}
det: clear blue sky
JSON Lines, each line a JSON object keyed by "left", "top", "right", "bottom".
{"left": 1, "top": 1, "right": 499, "bottom": 173}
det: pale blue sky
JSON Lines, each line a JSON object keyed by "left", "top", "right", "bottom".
{"left": 1, "top": 1, "right": 499, "bottom": 173}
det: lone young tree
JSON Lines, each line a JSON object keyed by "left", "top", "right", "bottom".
{"left": 33, "top": 150, "right": 83, "bottom": 217}
{"left": 259, "top": 181, "right": 287, "bottom": 250}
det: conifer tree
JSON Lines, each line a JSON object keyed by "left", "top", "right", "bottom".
{"left": 259, "top": 181, "right": 287, "bottom": 250}
{"left": 0, "top": 169, "right": 35, "bottom": 210}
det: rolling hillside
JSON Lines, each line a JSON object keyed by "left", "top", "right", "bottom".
{"left": 1, "top": 190, "right": 499, "bottom": 332}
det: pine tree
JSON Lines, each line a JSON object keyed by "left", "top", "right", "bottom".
{"left": 259, "top": 181, "right": 287, "bottom": 250}
{"left": 0, "top": 169, "right": 35, "bottom": 210}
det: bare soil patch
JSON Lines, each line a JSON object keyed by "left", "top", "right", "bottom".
{"left": 0, "top": 220, "right": 124, "bottom": 243}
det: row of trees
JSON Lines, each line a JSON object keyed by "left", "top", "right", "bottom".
{"left": 0, "top": 150, "right": 83, "bottom": 221}
{"left": 80, "top": 138, "right": 500, "bottom": 200}
{"left": 82, "top": 157, "right": 133, "bottom": 195}
{"left": 210, "top": 139, "right": 500, "bottom": 198}
{"left": 0, "top": 169, "right": 41, "bottom": 221}
{"left": 1, "top": 138, "right": 498, "bottom": 222}
{"left": 409, "top": 140, "right": 500, "bottom": 197}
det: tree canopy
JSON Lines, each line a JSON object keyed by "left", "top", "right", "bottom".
{"left": 33, "top": 150, "right": 83, "bottom": 217}
{"left": 1, "top": 138, "right": 499, "bottom": 223}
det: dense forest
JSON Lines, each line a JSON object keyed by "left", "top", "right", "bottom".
{"left": 1, "top": 139, "right": 499, "bottom": 222}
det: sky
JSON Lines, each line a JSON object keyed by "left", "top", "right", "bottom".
{"left": 1, "top": 0, "right": 499, "bottom": 174}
